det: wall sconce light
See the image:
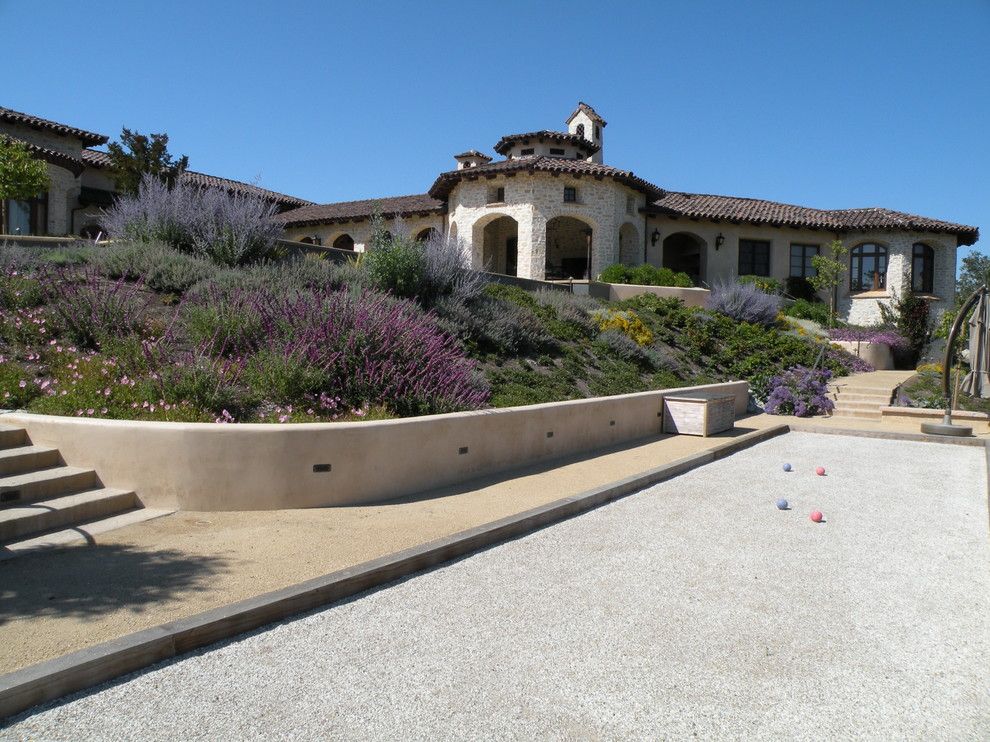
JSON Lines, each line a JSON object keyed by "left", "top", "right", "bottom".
{"left": 651, "top": 228, "right": 661, "bottom": 246}
{"left": 715, "top": 233, "right": 725, "bottom": 250}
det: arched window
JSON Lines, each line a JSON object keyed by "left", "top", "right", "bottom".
{"left": 575, "top": 123, "right": 585, "bottom": 138}
{"left": 912, "top": 243, "right": 935, "bottom": 294}
{"left": 332, "top": 233, "right": 355, "bottom": 251}
{"left": 416, "top": 228, "right": 439, "bottom": 242}
{"left": 298, "top": 236, "right": 315, "bottom": 245}
{"left": 850, "top": 243, "right": 888, "bottom": 292}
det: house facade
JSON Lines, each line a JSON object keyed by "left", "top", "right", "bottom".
{"left": 278, "top": 102, "right": 977, "bottom": 325}
{"left": 0, "top": 106, "right": 310, "bottom": 239}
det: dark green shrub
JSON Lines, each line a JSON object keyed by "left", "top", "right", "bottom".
{"left": 738, "top": 275, "right": 783, "bottom": 295}
{"left": 0, "top": 360, "right": 40, "bottom": 408}
{"left": 783, "top": 298, "right": 831, "bottom": 326}
{"left": 99, "top": 241, "right": 217, "bottom": 294}
{"left": 183, "top": 296, "right": 265, "bottom": 357}
{"left": 599, "top": 263, "right": 692, "bottom": 287}
{"left": 785, "top": 276, "right": 818, "bottom": 301}
{"left": 364, "top": 233, "right": 425, "bottom": 299}
{"left": 242, "top": 350, "right": 328, "bottom": 405}
{"left": 879, "top": 290, "right": 932, "bottom": 368}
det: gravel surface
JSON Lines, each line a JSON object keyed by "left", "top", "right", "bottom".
{"left": 4, "top": 432, "right": 988, "bottom": 741}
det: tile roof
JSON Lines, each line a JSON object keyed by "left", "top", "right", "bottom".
{"left": 453, "top": 149, "right": 492, "bottom": 160}
{"left": 650, "top": 191, "right": 979, "bottom": 246}
{"left": 566, "top": 102, "right": 607, "bottom": 126}
{"left": 1, "top": 134, "right": 85, "bottom": 176}
{"left": 82, "top": 149, "right": 312, "bottom": 208}
{"left": 275, "top": 194, "right": 445, "bottom": 227}
{"left": 429, "top": 155, "right": 663, "bottom": 200}
{"left": 493, "top": 130, "right": 599, "bottom": 156}
{"left": 0, "top": 105, "right": 108, "bottom": 146}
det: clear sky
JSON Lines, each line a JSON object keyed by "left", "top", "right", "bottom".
{"left": 3, "top": 0, "right": 988, "bottom": 264}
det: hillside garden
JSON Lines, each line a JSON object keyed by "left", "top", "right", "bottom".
{"left": 0, "top": 177, "right": 879, "bottom": 423}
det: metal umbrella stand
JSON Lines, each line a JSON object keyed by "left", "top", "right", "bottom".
{"left": 921, "top": 284, "right": 988, "bottom": 436}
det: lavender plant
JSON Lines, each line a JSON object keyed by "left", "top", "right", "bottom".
{"left": 828, "top": 327, "right": 909, "bottom": 350}
{"left": 764, "top": 366, "right": 835, "bottom": 417}
{"left": 706, "top": 279, "right": 781, "bottom": 327}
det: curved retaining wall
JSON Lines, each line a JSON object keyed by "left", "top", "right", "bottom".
{"left": 1, "top": 382, "right": 748, "bottom": 511}
{"left": 588, "top": 282, "right": 712, "bottom": 308}
{"left": 832, "top": 341, "right": 895, "bottom": 370}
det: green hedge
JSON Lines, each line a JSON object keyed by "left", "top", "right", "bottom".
{"left": 598, "top": 263, "right": 692, "bottom": 288}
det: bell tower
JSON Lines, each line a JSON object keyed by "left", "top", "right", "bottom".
{"left": 566, "top": 102, "right": 606, "bottom": 164}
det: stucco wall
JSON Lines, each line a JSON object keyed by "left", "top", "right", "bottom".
{"left": 2, "top": 381, "right": 749, "bottom": 511}
{"left": 643, "top": 215, "right": 958, "bottom": 325}
{"left": 283, "top": 214, "right": 445, "bottom": 252}
{"left": 589, "top": 282, "right": 712, "bottom": 308}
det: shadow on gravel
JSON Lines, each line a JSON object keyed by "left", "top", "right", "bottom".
{"left": 0, "top": 544, "right": 232, "bottom": 623}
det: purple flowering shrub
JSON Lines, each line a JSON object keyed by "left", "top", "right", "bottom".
{"left": 829, "top": 327, "right": 909, "bottom": 350}
{"left": 706, "top": 279, "right": 781, "bottom": 328}
{"left": 764, "top": 366, "right": 835, "bottom": 417}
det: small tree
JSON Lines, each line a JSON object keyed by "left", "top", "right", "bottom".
{"left": 956, "top": 250, "right": 990, "bottom": 306}
{"left": 0, "top": 137, "right": 49, "bottom": 232}
{"left": 809, "top": 239, "right": 848, "bottom": 327}
{"left": 107, "top": 128, "right": 189, "bottom": 197}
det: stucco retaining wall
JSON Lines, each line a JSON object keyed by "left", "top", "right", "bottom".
{"left": 588, "top": 282, "right": 711, "bottom": 307}
{"left": 832, "top": 340, "right": 895, "bottom": 370}
{"left": 1, "top": 381, "right": 748, "bottom": 512}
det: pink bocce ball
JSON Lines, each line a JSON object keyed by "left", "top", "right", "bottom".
{"left": 810, "top": 510, "right": 824, "bottom": 523}
{"left": 815, "top": 466, "right": 826, "bottom": 476}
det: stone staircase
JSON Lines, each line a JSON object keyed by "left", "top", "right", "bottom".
{"left": 0, "top": 423, "right": 170, "bottom": 559}
{"left": 829, "top": 371, "right": 916, "bottom": 422}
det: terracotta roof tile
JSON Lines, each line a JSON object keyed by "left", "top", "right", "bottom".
{"left": 0, "top": 106, "right": 108, "bottom": 146}
{"left": 566, "top": 102, "right": 607, "bottom": 126}
{"left": 276, "top": 194, "right": 445, "bottom": 227}
{"left": 82, "top": 149, "right": 311, "bottom": 208}
{"left": 650, "top": 191, "right": 979, "bottom": 246}
{"left": 493, "top": 131, "right": 599, "bottom": 156}
{"left": 453, "top": 149, "right": 492, "bottom": 160}
{"left": 1, "top": 134, "right": 85, "bottom": 176}
{"left": 429, "top": 156, "right": 663, "bottom": 200}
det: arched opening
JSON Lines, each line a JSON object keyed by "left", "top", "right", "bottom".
{"left": 618, "top": 222, "right": 639, "bottom": 266}
{"left": 333, "top": 234, "right": 355, "bottom": 251}
{"left": 449, "top": 222, "right": 458, "bottom": 241}
{"left": 476, "top": 215, "right": 519, "bottom": 275}
{"left": 546, "top": 216, "right": 593, "bottom": 279}
{"left": 415, "top": 227, "right": 439, "bottom": 243}
{"left": 662, "top": 232, "right": 706, "bottom": 285}
{"left": 298, "top": 236, "right": 315, "bottom": 245}
{"left": 850, "top": 242, "right": 887, "bottom": 291}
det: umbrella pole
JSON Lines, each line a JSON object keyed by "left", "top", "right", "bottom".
{"left": 921, "top": 284, "right": 987, "bottom": 436}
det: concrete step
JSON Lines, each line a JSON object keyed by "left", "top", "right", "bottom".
{"left": 831, "top": 385, "right": 898, "bottom": 395}
{"left": 0, "top": 508, "right": 175, "bottom": 560}
{"left": 0, "top": 424, "right": 27, "bottom": 450}
{"left": 0, "top": 487, "right": 137, "bottom": 542}
{"left": 832, "top": 408, "right": 882, "bottom": 421}
{"left": 833, "top": 392, "right": 892, "bottom": 404}
{"left": 0, "top": 445, "right": 60, "bottom": 477}
{"left": 0, "top": 466, "right": 97, "bottom": 507}
{"left": 833, "top": 401, "right": 886, "bottom": 413}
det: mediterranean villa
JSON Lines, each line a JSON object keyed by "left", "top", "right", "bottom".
{"left": 1, "top": 103, "right": 979, "bottom": 325}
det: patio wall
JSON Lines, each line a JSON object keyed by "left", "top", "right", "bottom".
{"left": 2, "top": 381, "right": 748, "bottom": 512}
{"left": 588, "top": 281, "right": 711, "bottom": 307}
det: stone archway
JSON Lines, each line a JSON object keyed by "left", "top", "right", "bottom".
{"left": 332, "top": 234, "right": 355, "bottom": 251}
{"left": 415, "top": 227, "right": 439, "bottom": 242}
{"left": 546, "top": 216, "right": 594, "bottom": 279}
{"left": 472, "top": 214, "right": 519, "bottom": 275}
{"left": 618, "top": 222, "right": 639, "bottom": 266}
{"left": 662, "top": 232, "right": 707, "bottom": 285}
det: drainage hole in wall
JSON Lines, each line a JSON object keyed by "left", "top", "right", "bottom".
{"left": 459, "top": 447, "right": 469, "bottom": 455}
{"left": 546, "top": 431, "right": 554, "bottom": 438}
{"left": 609, "top": 420, "right": 616, "bottom": 426}
{"left": 1, "top": 490, "right": 21, "bottom": 503}
{"left": 312, "top": 464, "right": 332, "bottom": 473}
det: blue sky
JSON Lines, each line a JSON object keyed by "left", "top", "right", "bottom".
{"left": 3, "top": 0, "right": 987, "bottom": 264}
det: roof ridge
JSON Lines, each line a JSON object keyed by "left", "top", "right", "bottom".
{"left": 0, "top": 105, "right": 108, "bottom": 145}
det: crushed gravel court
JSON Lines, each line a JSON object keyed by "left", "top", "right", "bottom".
{"left": 3, "top": 432, "right": 988, "bottom": 740}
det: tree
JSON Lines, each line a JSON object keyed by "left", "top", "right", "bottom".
{"left": 106, "top": 128, "right": 189, "bottom": 197}
{"left": 956, "top": 249, "right": 990, "bottom": 305}
{"left": 808, "top": 239, "right": 848, "bottom": 327}
{"left": 0, "top": 137, "right": 49, "bottom": 232}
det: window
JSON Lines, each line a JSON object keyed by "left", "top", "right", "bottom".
{"left": 3, "top": 193, "right": 47, "bottom": 236}
{"left": 487, "top": 186, "right": 505, "bottom": 204}
{"left": 626, "top": 196, "right": 635, "bottom": 215}
{"left": 850, "top": 243, "right": 888, "bottom": 291}
{"left": 789, "top": 244, "right": 819, "bottom": 278}
{"left": 912, "top": 243, "right": 935, "bottom": 294}
{"left": 519, "top": 148, "right": 534, "bottom": 156}
{"left": 594, "top": 125, "right": 601, "bottom": 139}
{"left": 549, "top": 147, "right": 565, "bottom": 156}
{"left": 576, "top": 123, "right": 585, "bottom": 138}
{"left": 563, "top": 187, "right": 577, "bottom": 203}
{"left": 738, "top": 239, "right": 771, "bottom": 276}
